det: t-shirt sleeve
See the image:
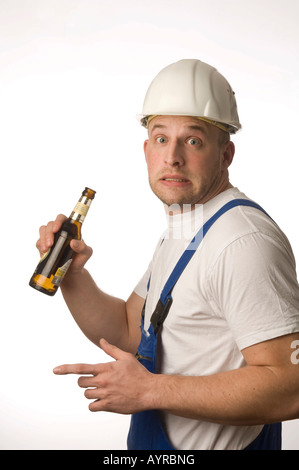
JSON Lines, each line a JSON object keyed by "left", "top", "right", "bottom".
{"left": 133, "top": 260, "right": 152, "bottom": 300}
{"left": 209, "top": 231, "right": 299, "bottom": 350}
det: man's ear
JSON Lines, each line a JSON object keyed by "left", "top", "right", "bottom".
{"left": 222, "top": 141, "right": 235, "bottom": 169}
{"left": 144, "top": 139, "right": 149, "bottom": 163}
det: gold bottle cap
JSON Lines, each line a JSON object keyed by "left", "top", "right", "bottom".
{"left": 83, "top": 187, "right": 96, "bottom": 199}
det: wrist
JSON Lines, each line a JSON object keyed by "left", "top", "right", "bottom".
{"left": 61, "top": 266, "right": 86, "bottom": 289}
{"left": 142, "top": 372, "right": 172, "bottom": 411}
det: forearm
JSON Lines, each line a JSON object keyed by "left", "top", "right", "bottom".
{"left": 36, "top": 219, "right": 142, "bottom": 352}
{"left": 53, "top": 333, "right": 299, "bottom": 424}
{"left": 61, "top": 268, "right": 130, "bottom": 350}
{"left": 148, "top": 364, "right": 299, "bottom": 426}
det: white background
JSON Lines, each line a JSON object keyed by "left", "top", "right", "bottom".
{"left": 1, "top": 0, "right": 298, "bottom": 450}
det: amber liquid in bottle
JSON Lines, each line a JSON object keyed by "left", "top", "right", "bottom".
{"left": 29, "top": 187, "right": 96, "bottom": 296}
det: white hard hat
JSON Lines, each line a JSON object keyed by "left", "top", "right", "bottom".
{"left": 138, "top": 59, "right": 241, "bottom": 134}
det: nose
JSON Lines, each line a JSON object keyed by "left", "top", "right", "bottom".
{"left": 164, "top": 140, "right": 185, "bottom": 167}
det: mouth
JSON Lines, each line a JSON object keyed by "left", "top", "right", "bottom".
{"left": 162, "top": 177, "right": 189, "bottom": 182}
{"left": 160, "top": 175, "right": 191, "bottom": 186}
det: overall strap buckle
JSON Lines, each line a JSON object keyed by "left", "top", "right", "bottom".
{"left": 150, "top": 297, "right": 173, "bottom": 334}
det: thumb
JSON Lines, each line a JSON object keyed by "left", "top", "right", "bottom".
{"left": 71, "top": 239, "right": 93, "bottom": 257}
{"left": 99, "top": 338, "right": 130, "bottom": 361}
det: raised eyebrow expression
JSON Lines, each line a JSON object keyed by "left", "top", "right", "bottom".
{"left": 150, "top": 124, "right": 207, "bottom": 140}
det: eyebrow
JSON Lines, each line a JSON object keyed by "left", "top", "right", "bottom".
{"left": 185, "top": 125, "right": 207, "bottom": 134}
{"left": 150, "top": 124, "right": 166, "bottom": 132}
{"left": 150, "top": 123, "right": 207, "bottom": 135}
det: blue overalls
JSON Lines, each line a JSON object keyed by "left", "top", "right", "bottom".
{"left": 127, "top": 199, "right": 282, "bottom": 450}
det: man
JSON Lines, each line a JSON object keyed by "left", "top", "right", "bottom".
{"left": 38, "top": 60, "right": 299, "bottom": 450}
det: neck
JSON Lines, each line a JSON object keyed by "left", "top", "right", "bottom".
{"left": 198, "top": 169, "right": 233, "bottom": 203}
{"left": 165, "top": 181, "right": 234, "bottom": 216}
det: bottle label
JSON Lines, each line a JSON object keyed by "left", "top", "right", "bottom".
{"left": 52, "top": 259, "right": 73, "bottom": 286}
{"left": 74, "top": 202, "right": 89, "bottom": 216}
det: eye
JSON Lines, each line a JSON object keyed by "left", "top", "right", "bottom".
{"left": 156, "top": 136, "right": 167, "bottom": 144}
{"left": 186, "top": 137, "right": 201, "bottom": 146}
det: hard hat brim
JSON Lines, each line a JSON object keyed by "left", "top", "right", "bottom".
{"left": 136, "top": 113, "right": 241, "bottom": 134}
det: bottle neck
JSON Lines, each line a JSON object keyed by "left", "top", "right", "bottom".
{"left": 69, "top": 195, "right": 93, "bottom": 223}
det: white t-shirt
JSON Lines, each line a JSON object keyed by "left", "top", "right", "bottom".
{"left": 134, "top": 188, "right": 299, "bottom": 450}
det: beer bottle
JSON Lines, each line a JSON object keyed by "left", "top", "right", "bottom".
{"left": 29, "top": 187, "right": 96, "bottom": 296}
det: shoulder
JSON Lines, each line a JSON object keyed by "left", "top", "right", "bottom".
{"left": 202, "top": 192, "right": 295, "bottom": 271}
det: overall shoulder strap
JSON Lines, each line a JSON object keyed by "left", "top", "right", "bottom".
{"left": 151, "top": 199, "right": 271, "bottom": 332}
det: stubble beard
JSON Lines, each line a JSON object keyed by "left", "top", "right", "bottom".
{"left": 149, "top": 171, "right": 221, "bottom": 209}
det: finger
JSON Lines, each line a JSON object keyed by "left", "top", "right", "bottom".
{"left": 70, "top": 239, "right": 93, "bottom": 257}
{"left": 84, "top": 388, "right": 102, "bottom": 399}
{"left": 37, "top": 215, "right": 66, "bottom": 254}
{"left": 78, "top": 375, "right": 98, "bottom": 388}
{"left": 36, "top": 225, "right": 47, "bottom": 254}
{"left": 68, "top": 240, "right": 93, "bottom": 273}
{"left": 45, "top": 214, "right": 66, "bottom": 242}
{"left": 53, "top": 214, "right": 67, "bottom": 231}
{"left": 99, "top": 338, "right": 132, "bottom": 361}
{"left": 44, "top": 221, "right": 56, "bottom": 249}
{"left": 53, "top": 363, "right": 99, "bottom": 376}
{"left": 89, "top": 399, "right": 107, "bottom": 412}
